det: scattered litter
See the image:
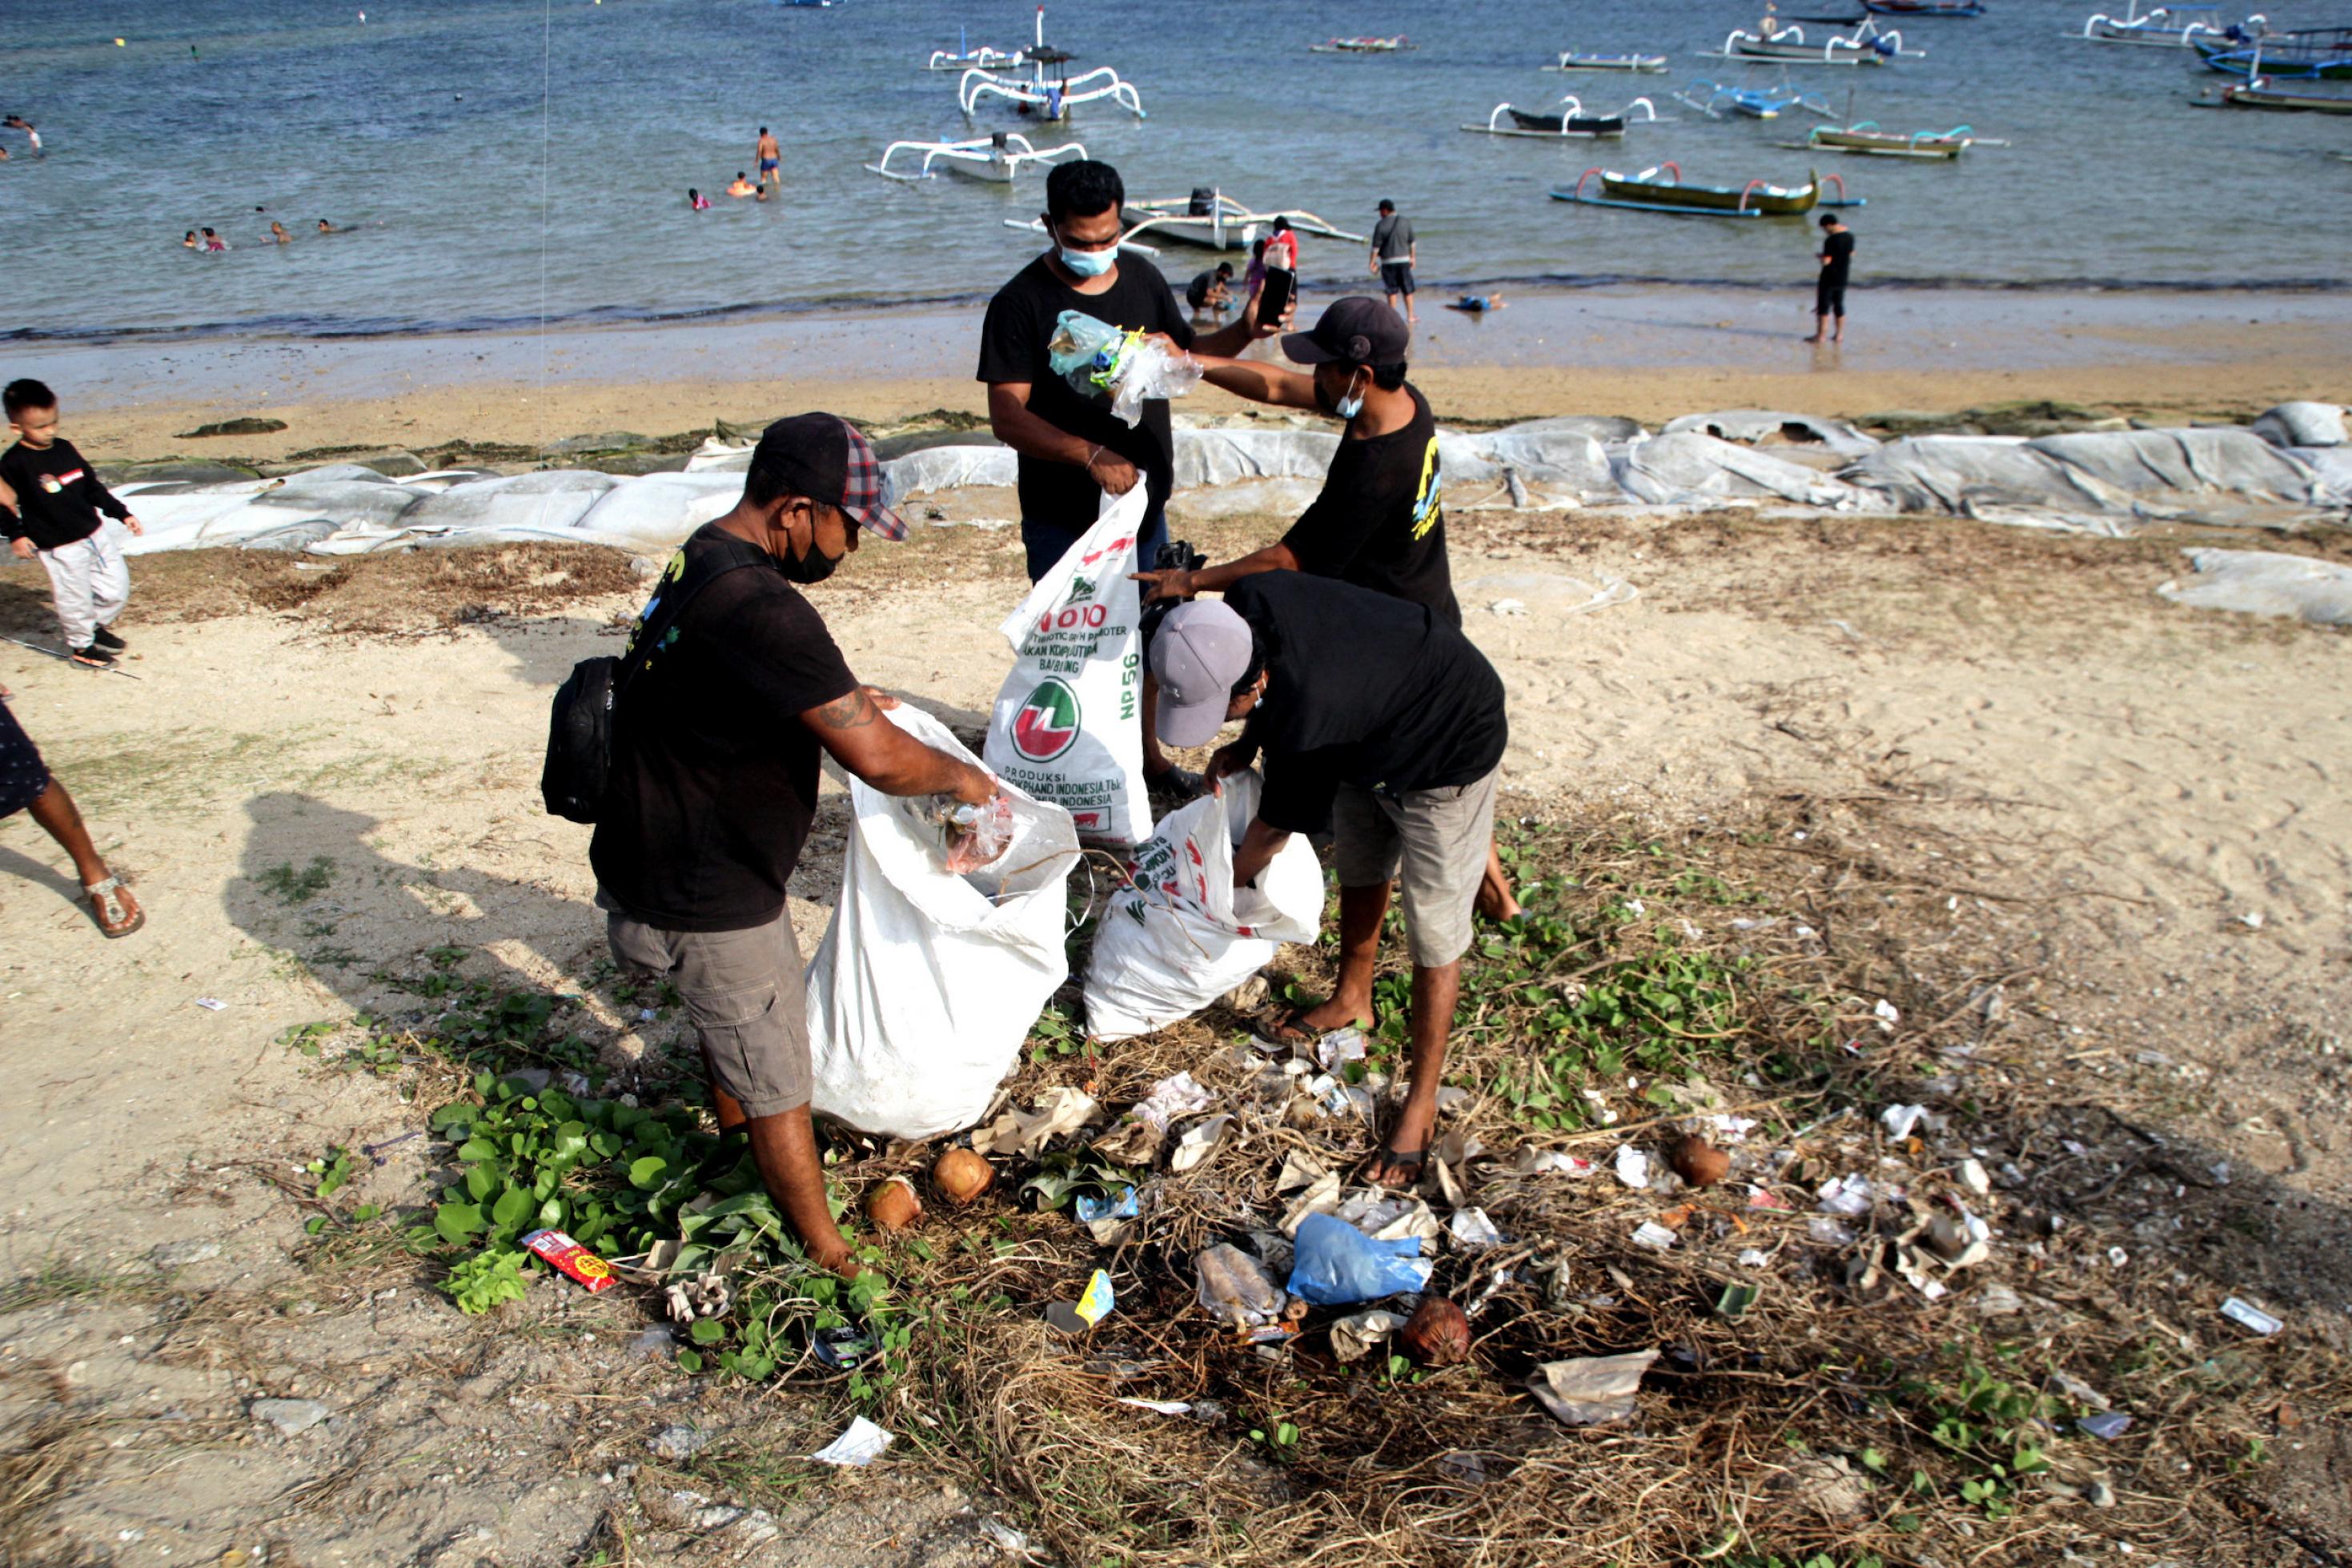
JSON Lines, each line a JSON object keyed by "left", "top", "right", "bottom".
{"left": 1808, "top": 1217, "right": 1856, "bottom": 1246}
{"left": 1278, "top": 1170, "right": 1344, "bottom": 1236}
{"left": 1880, "top": 1105, "right": 1931, "bottom": 1141}
{"left": 1275, "top": 1150, "right": 1329, "bottom": 1193}
{"left": 1631, "top": 1221, "right": 1677, "bottom": 1251}
{"left": 250, "top": 1398, "right": 330, "bottom": 1437}
{"left": 1073, "top": 1188, "right": 1140, "bottom": 1225}
{"left": 1170, "top": 1114, "right": 1233, "bottom": 1174}
{"left": 1335, "top": 1190, "right": 1442, "bottom": 1245}
{"left": 1975, "top": 1284, "right": 2024, "bottom": 1317}
{"left": 2220, "top": 1297, "right": 2282, "bottom": 1336}
{"left": 978, "top": 1517, "right": 1033, "bottom": 1557}
{"left": 1715, "top": 1282, "right": 1762, "bottom": 1318}
{"left": 1195, "top": 1245, "right": 1287, "bottom": 1327}
{"left": 1614, "top": 1145, "right": 1652, "bottom": 1189}
{"left": 664, "top": 1272, "right": 732, "bottom": 1325}
{"left": 2239, "top": 911, "right": 2265, "bottom": 930}
{"left": 1872, "top": 999, "right": 1900, "bottom": 1030}
{"left": 522, "top": 1229, "right": 616, "bottom": 1294}
{"left": 1816, "top": 1175, "right": 1876, "bottom": 1217}
{"left": 1449, "top": 1207, "right": 1504, "bottom": 1248}
{"left": 809, "top": 1415, "right": 894, "bottom": 1467}
{"left": 1511, "top": 1147, "right": 1596, "bottom": 1177}
{"left": 1047, "top": 1269, "right": 1118, "bottom": 1335}
{"left": 647, "top": 1424, "right": 709, "bottom": 1462}
{"left": 2107, "top": 1246, "right": 2129, "bottom": 1268}
{"left": 1738, "top": 1248, "right": 1771, "bottom": 1268}
{"left": 1327, "top": 1308, "right": 1407, "bottom": 1363}
{"left": 1526, "top": 1349, "right": 1659, "bottom": 1427}
{"left": 812, "top": 1325, "right": 881, "bottom": 1371}
{"left": 1435, "top": 1449, "right": 1490, "bottom": 1486}
{"left": 1489, "top": 598, "right": 1527, "bottom": 616}
{"left": 1288, "top": 1212, "right": 1433, "bottom": 1305}
{"left": 1957, "top": 1158, "right": 1992, "bottom": 1195}
{"left": 194, "top": 997, "right": 227, "bottom": 1012}
{"left": 2053, "top": 1370, "right": 2113, "bottom": 1412}
{"left": 1116, "top": 1398, "right": 1194, "bottom": 1416}
{"left": 971, "top": 1088, "right": 1101, "bottom": 1158}
{"left": 1134, "top": 1072, "right": 1216, "bottom": 1134}
{"left": 1399, "top": 1296, "right": 1472, "bottom": 1365}
{"left": 1314, "top": 1028, "right": 1368, "bottom": 1073}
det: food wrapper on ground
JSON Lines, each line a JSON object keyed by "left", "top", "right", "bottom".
{"left": 1195, "top": 1243, "right": 1286, "bottom": 1327}
{"left": 1288, "top": 1212, "right": 1434, "bottom": 1306}
{"left": 520, "top": 1228, "right": 615, "bottom": 1294}
{"left": 972, "top": 1086, "right": 1102, "bottom": 1157}
{"left": 1526, "top": 1349, "right": 1660, "bottom": 1427}
{"left": 809, "top": 1415, "right": 894, "bottom": 1467}
{"left": 1047, "top": 310, "right": 1205, "bottom": 427}
{"left": 1327, "top": 1309, "right": 1407, "bottom": 1363}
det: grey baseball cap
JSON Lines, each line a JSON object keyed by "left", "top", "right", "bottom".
{"left": 1150, "top": 600, "right": 1254, "bottom": 749}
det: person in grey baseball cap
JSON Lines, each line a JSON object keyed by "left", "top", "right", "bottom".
{"left": 1134, "top": 296, "right": 1519, "bottom": 920}
{"left": 1151, "top": 571, "right": 1509, "bottom": 1189}
{"left": 592, "top": 413, "right": 997, "bottom": 1278}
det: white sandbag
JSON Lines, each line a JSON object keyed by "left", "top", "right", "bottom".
{"left": 2252, "top": 402, "right": 2347, "bottom": 450}
{"left": 1082, "top": 770, "right": 1323, "bottom": 1042}
{"left": 982, "top": 486, "right": 1151, "bottom": 844}
{"left": 807, "top": 706, "right": 1080, "bottom": 1140}
{"left": 1171, "top": 427, "right": 1340, "bottom": 488}
{"left": 1616, "top": 431, "right": 1858, "bottom": 507}
{"left": 402, "top": 470, "right": 619, "bottom": 535}
{"left": 1441, "top": 429, "right": 1618, "bottom": 507}
{"left": 2157, "top": 547, "right": 2352, "bottom": 626}
{"left": 1663, "top": 409, "right": 1879, "bottom": 459}
{"left": 572, "top": 471, "right": 742, "bottom": 552}
{"left": 884, "top": 443, "right": 1020, "bottom": 495}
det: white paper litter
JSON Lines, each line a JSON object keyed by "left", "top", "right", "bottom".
{"left": 970, "top": 1088, "right": 1100, "bottom": 1158}
{"left": 1880, "top": 1104, "right": 1931, "bottom": 1141}
{"left": 1134, "top": 1072, "right": 1216, "bottom": 1134}
{"left": 1526, "top": 1349, "right": 1660, "bottom": 1426}
{"left": 1169, "top": 1113, "right": 1233, "bottom": 1174}
{"left": 1275, "top": 1149, "right": 1329, "bottom": 1193}
{"left": 1511, "top": 1147, "right": 1597, "bottom": 1177}
{"left": 809, "top": 1416, "right": 894, "bottom": 1467}
{"left": 1816, "top": 1174, "right": 1876, "bottom": 1217}
{"left": 1449, "top": 1208, "right": 1504, "bottom": 1248}
{"left": 1613, "top": 1145, "right": 1652, "bottom": 1189}
{"left": 1327, "top": 1309, "right": 1407, "bottom": 1363}
{"left": 1314, "top": 1028, "right": 1368, "bottom": 1073}
{"left": 1631, "top": 1221, "right": 1677, "bottom": 1251}
{"left": 1116, "top": 1398, "right": 1194, "bottom": 1416}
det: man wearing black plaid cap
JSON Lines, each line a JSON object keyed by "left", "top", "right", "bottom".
{"left": 592, "top": 414, "right": 996, "bottom": 1277}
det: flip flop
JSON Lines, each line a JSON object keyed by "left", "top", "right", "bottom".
{"left": 1359, "top": 1144, "right": 1427, "bottom": 1192}
{"left": 1259, "top": 1004, "right": 1374, "bottom": 1047}
{"left": 85, "top": 875, "right": 145, "bottom": 939}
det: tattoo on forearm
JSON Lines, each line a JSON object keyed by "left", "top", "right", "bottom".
{"left": 811, "top": 690, "right": 879, "bottom": 730}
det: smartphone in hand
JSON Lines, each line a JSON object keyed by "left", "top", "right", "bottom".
{"left": 1254, "top": 263, "right": 1294, "bottom": 327}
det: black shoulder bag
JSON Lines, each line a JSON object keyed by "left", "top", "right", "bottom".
{"left": 540, "top": 557, "right": 757, "bottom": 824}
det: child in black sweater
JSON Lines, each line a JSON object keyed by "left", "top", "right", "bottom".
{"left": 2, "top": 379, "right": 144, "bottom": 665}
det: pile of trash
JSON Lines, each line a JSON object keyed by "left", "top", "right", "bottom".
{"left": 99, "top": 402, "right": 2350, "bottom": 565}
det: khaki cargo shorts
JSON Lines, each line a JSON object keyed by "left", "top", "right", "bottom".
{"left": 603, "top": 898, "right": 812, "bottom": 1119}
{"left": 1330, "top": 766, "right": 1499, "bottom": 969}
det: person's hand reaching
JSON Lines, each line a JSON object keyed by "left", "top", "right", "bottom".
{"left": 1129, "top": 567, "right": 1194, "bottom": 604}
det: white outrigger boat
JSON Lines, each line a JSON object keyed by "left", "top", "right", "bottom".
{"left": 2075, "top": 1, "right": 2257, "bottom": 44}
{"left": 1309, "top": 34, "right": 1415, "bottom": 53}
{"left": 866, "top": 130, "right": 1089, "bottom": 183}
{"left": 1543, "top": 50, "right": 1671, "bottom": 71}
{"left": 953, "top": 7, "right": 1145, "bottom": 119}
{"left": 924, "top": 18, "right": 1034, "bottom": 71}
{"left": 1711, "top": 18, "right": 1921, "bottom": 62}
{"left": 1003, "top": 190, "right": 1364, "bottom": 255}
{"left": 1462, "top": 94, "right": 1664, "bottom": 138}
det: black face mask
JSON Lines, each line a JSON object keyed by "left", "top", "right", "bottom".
{"left": 782, "top": 535, "right": 841, "bottom": 585}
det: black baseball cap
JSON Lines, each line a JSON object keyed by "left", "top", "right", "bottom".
{"left": 1281, "top": 295, "right": 1410, "bottom": 368}
{"left": 750, "top": 413, "right": 905, "bottom": 539}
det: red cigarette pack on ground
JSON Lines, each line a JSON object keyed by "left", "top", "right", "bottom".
{"left": 520, "top": 1228, "right": 616, "bottom": 1293}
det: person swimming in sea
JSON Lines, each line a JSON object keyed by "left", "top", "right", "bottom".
{"left": 725, "top": 171, "right": 757, "bottom": 198}
{"left": 200, "top": 227, "right": 228, "bottom": 252}
{"left": 268, "top": 221, "right": 291, "bottom": 245}
{"left": 315, "top": 218, "right": 344, "bottom": 235}
{"left": 688, "top": 187, "right": 712, "bottom": 211}
{"left": 183, "top": 231, "right": 199, "bottom": 250}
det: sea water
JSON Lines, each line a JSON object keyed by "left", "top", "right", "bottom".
{"left": 2, "top": 0, "right": 2346, "bottom": 343}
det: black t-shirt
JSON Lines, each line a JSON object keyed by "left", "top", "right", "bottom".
{"left": 1280, "top": 385, "right": 1457, "bottom": 626}
{"left": 1821, "top": 229, "right": 1855, "bottom": 285}
{"left": 1185, "top": 268, "right": 1226, "bottom": 310}
{"left": 976, "top": 253, "right": 1195, "bottom": 530}
{"left": 0, "top": 437, "right": 126, "bottom": 551}
{"left": 591, "top": 523, "right": 859, "bottom": 932}
{"left": 1227, "top": 573, "right": 1508, "bottom": 836}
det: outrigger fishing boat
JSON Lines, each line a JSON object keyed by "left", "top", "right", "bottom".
{"left": 2074, "top": 2, "right": 2254, "bottom": 45}
{"left": 2197, "top": 74, "right": 2352, "bottom": 109}
{"left": 1552, "top": 162, "right": 1863, "bottom": 217}
{"left": 1674, "top": 78, "right": 1838, "bottom": 118}
{"left": 865, "top": 130, "right": 1090, "bottom": 182}
{"left": 1310, "top": 34, "right": 1415, "bottom": 53}
{"left": 1463, "top": 94, "right": 1662, "bottom": 138}
{"left": 1864, "top": 0, "right": 1984, "bottom": 16}
{"left": 1006, "top": 190, "right": 1364, "bottom": 253}
{"left": 2193, "top": 26, "right": 2352, "bottom": 77}
{"left": 1544, "top": 50, "right": 1670, "bottom": 71}
{"left": 1803, "top": 119, "right": 1975, "bottom": 155}
{"left": 925, "top": 19, "right": 1034, "bottom": 70}
{"left": 955, "top": 7, "right": 1146, "bottom": 118}
{"left": 1714, "top": 18, "right": 1918, "bottom": 62}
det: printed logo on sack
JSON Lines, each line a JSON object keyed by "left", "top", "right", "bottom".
{"left": 1010, "top": 677, "right": 1082, "bottom": 762}
{"left": 1074, "top": 808, "right": 1109, "bottom": 832}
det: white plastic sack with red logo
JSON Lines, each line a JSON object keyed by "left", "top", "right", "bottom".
{"left": 808, "top": 705, "right": 1081, "bottom": 1139}
{"left": 1082, "top": 769, "right": 1325, "bottom": 1042}
{"left": 982, "top": 487, "right": 1150, "bottom": 845}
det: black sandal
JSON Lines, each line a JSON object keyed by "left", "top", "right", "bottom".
{"left": 1359, "top": 1144, "right": 1427, "bottom": 1191}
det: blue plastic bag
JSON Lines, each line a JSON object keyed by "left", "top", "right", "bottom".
{"left": 1286, "top": 1212, "right": 1435, "bottom": 1306}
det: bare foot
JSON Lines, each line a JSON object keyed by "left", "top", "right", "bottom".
{"left": 1803, "top": 334, "right": 1824, "bottom": 343}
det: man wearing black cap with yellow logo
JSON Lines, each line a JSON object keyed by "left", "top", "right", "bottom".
{"left": 593, "top": 414, "right": 996, "bottom": 1276}
{"left": 1146, "top": 568, "right": 1509, "bottom": 1189}
{"left": 1134, "top": 296, "right": 1519, "bottom": 918}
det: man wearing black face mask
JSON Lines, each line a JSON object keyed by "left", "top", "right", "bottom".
{"left": 592, "top": 414, "right": 995, "bottom": 1278}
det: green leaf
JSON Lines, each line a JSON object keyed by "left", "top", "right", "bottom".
{"left": 434, "top": 1202, "right": 484, "bottom": 1244}
{"left": 676, "top": 1349, "right": 703, "bottom": 1374}
{"left": 304, "top": 1215, "right": 329, "bottom": 1235}
{"left": 456, "top": 1136, "right": 496, "bottom": 1163}
{"left": 688, "top": 1318, "right": 725, "bottom": 1345}
{"left": 492, "top": 1188, "right": 534, "bottom": 1229}
{"left": 464, "top": 1164, "right": 496, "bottom": 1202}
{"left": 629, "top": 1155, "right": 669, "bottom": 1189}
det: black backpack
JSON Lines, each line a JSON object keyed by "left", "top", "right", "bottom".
{"left": 540, "top": 556, "right": 757, "bottom": 824}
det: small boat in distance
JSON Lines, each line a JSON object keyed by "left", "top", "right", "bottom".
{"left": 1552, "top": 162, "right": 1863, "bottom": 217}
{"left": 2193, "top": 26, "right": 2352, "bottom": 77}
{"left": 2198, "top": 74, "right": 2352, "bottom": 109}
{"left": 2074, "top": 2, "right": 2255, "bottom": 45}
{"left": 1715, "top": 19, "right": 1918, "bottom": 62}
{"left": 955, "top": 8, "right": 1146, "bottom": 118}
{"left": 1864, "top": 0, "right": 1985, "bottom": 16}
{"left": 1463, "top": 95, "right": 1663, "bottom": 138}
{"left": 1310, "top": 35, "right": 1415, "bottom": 53}
{"left": 1675, "top": 79, "right": 1838, "bottom": 118}
{"left": 925, "top": 16, "right": 1037, "bottom": 70}
{"left": 1805, "top": 120, "right": 1974, "bottom": 155}
{"left": 1106, "top": 192, "right": 1366, "bottom": 252}
{"left": 1544, "top": 50, "right": 1671, "bottom": 71}
{"left": 866, "top": 130, "right": 1090, "bottom": 182}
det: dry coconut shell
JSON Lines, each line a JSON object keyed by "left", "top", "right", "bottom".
{"left": 1670, "top": 1135, "right": 1731, "bottom": 1189}
{"left": 865, "top": 1174, "right": 923, "bottom": 1230}
{"left": 933, "top": 1147, "right": 995, "bottom": 1205}
{"left": 1398, "top": 1296, "right": 1471, "bottom": 1366}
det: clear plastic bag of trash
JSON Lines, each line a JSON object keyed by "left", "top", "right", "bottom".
{"left": 1047, "top": 311, "right": 1203, "bottom": 427}
{"left": 1286, "top": 1212, "right": 1434, "bottom": 1307}
{"left": 1195, "top": 1243, "right": 1286, "bottom": 1327}
{"left": 930, "top": 792, "right": 1015, "bottom": 875}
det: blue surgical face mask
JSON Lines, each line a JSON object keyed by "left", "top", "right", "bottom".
{"left": 1055, "top": 225, "right": 1117, "bottom": 278}
{"left": 1318, "top": 369, "right": 1367, "bottom": 421}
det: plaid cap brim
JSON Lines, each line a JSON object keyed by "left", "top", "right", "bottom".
{"left": 841, "top": 422, "right": 909, "bottom": 541}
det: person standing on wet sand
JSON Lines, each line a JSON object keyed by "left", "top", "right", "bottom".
{"left": 756, "top": 126, "right": 782, "bottom": 186}
{"left": 1808, "top": 215, "right": 1854, "bottom": 344}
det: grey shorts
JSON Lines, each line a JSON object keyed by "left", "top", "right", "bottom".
{"left": 604, "top": 900, "right": 811, "bottom": 1119}
{"left": 1379, "top": 261, "right": 1416, "bottom": 296}
{"left": 1330, "top": 766, "right": 1499, "bottom": 968}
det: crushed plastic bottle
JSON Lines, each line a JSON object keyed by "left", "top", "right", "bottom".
{"left": 933, "top": 793, "right": 1015, "bottom": 874}
{"left": 1047, "top": 310, "right": 1204, "bottom": 427}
